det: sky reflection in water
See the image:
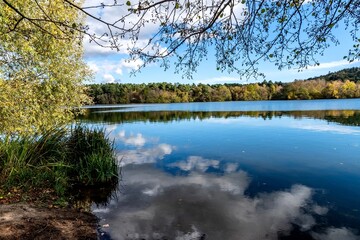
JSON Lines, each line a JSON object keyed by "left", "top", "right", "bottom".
{"left": 89, "top": 101, "right": 360, "bottom": 240}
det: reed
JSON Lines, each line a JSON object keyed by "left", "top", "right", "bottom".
{"left": 67, "top": 125, "right": 118, "bottom": 185}
{"left": 0, "top": 125, "right": 118, "bottom": 198}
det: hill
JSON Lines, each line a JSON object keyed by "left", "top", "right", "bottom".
{"left": 307, "top": 67, "right": 360, "bottom": 82}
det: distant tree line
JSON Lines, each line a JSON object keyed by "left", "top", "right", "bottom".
{"left": 87, "top": 68, "right": 360, "bottom": 104}
{"left": 87, "top": 79, "right": 360, "bottom": 104}
{"left": 80, "top": 110, "right": 360, "bottom": 127}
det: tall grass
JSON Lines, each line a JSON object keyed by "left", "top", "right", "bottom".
{"left": 0, "top": 128, "right": 68, "bottom": 191}
{"left": 0, "top": 125, "right": 118, "bottom": 198}
{"left": 67, "top": 125, "right": 118, "bottom": 185}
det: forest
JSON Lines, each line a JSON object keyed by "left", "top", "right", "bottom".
{"left": 87, "top": 68, "right": 360, "bottom": 104}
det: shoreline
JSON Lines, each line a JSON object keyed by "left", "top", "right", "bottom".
{"left": 0, "top": 203, "right": 98, "bottom": 240}
{"left": 0, "top": 126, "right": 118, "bottom": 239}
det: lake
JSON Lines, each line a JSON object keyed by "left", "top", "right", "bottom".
{"left": 81, "top": 99, "right": 360, "bottom": 240}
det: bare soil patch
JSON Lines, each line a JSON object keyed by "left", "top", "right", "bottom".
{"left": 0, "top": 203, "right": 97, "bottom": 240}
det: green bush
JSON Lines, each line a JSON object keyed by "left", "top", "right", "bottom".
{"left": 0, "top": 125, "right": 119, "bottom": 198}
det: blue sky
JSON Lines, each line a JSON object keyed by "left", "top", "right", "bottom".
{"left": 83, "top": 2, "right": 360, "bottom": 85}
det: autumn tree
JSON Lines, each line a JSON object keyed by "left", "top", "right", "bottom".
{"left": 0, "top": 0, "right": 91, "bottom": 135}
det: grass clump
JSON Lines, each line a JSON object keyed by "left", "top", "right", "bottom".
{"left": 67, "top": 125, "right": 118, "bottom": 185}
{"left": 0, "top": 125, "right": 118, "bottom": 202}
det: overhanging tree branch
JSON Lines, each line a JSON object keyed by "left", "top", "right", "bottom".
{"left": 1, "top": 0, "right": 359, "bottom": 79}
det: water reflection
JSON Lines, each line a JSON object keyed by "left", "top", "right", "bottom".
{"left": 92, "top": 123, "right": 360, "bottom": 240}
{"left": 312, "top": 228, "right": 360, "bottom": 240}
{"left": 84, "top": 102, "right": 360, "bottom": 240}
{"left": 169, "top": 156, "right": 222, "bottom": 172}
{"left": 204, "top": 117, "right": 360, "bottom": 135}
{"left": 71, "top": 182, "right": 118, "bottom": 211}
{"left": 80, "top": 109, "right": 360, "bottom": 127}
{"left": 95, "top": 163, "right": 359, "bottom": 240}
{"left": 117, "top": 130, "right": 147, "bottom": 147}
{"left": 118, "top": 143, "right": 174, "bottom": 167}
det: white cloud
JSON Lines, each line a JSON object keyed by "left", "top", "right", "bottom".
{"left": 312, "top": 205, "right": 329, "bottom": 215}
{"left": 107, "top": 129, "right": 148, "bottom": 147}
{"left": 124, "top": 134, "right": 146, "bottom": 147}
{"left": 312, "top": 227, "right": 360, "bottom": 240}
{"left": 303, "top": 59, "right": 360, "bottom": 71}
{"left": 115, "top": 67, "right": 123, "bottom": 75}
{"left": 87, "top": 61, "right": 100, "bottom": 73}
{"left": 85, "top": 57, "right": 146, "bottom": 83}
{"left": 169, "top": 156, "right": 239, "bottom": 174}
{"left": 118, "top": 130, "right": 125, "bottom": 138}
{"left": 82, "top": 0, "right": 164, "bottom": 57}
{"left": 93, "top": 165, "right": 334, "bottom": 240}
{"left": 83, "top": 37, "right": 119, "bottom": 56}
{"left": 118, "top": 59, "right": 144, "bottom": 69}
{"left": 224, "top": 163, "right": 239, "bottom": 173}
{"left": 169, "top": 156, "right": 220, "bottom": 172}
{"left": 117, "top": 130, "right": 146, "bottom": 147}
{"left": 84, "top": 37, "right": 149, "bottom": 57}
{"left": 82, "top": 0, "right": 243, "bottom": 59}
{"left": 115, "top": 58, "right": 144, "bottom": 76}
{"left": 103, "top": 73, "right": 115, "bottom": 83}
{"left": 117, "top": 143, "right": 174, "bottom": 166}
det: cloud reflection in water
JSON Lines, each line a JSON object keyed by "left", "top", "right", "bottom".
{"left": 94, "top": 161, "right": 359, "bottom": 240}
{"left": 95, "top": 125, "right": 360, "bottom": 240}
{"left": 117, "top": 144, "right": 173, "bottom": 167}
{"left": 118, "top": 130, "right": 147, "bottom": 147}
{"left": 311, "top": 227, "right": 360, "bottom": 240}
{"left": 169, "top": 156, "right": 221, "bottom": 172}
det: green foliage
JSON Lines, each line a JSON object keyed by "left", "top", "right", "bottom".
{"left": 79, "top": 153, "right": 117, "bottom": 185}
{"left": 87, "top": 71, "right": 360, "bottom": 104}
{"left": 307, "top": 67, "right": 360, "bottom": 82}
{"left": 0, "top": 0, "right": 92, "bottom": 136}
{"left": 0, "top": 129, "right": 69, "bottom": 193}
{"left": 0, "top": 126, "right": 118, "bottom": 197}
{"left": 0, "top": 129, "right": 64, "bottom": 172}
{"left": 67, "top": 125, "right": 118, "bottom": 185}
{"left": 1, "top": 1, "right": 359, "bottom": 79}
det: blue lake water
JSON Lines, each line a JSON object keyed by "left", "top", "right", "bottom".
{"left": 82, "top": 99, "right": 360, "bottom": 240}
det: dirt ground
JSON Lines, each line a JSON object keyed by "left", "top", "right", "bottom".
{"left": 0, "top": 203, "right": 98, "bottom": 240}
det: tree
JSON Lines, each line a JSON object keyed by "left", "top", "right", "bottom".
{"left": 212, "top": 85, "right": 232, "bottom": 101}
{"left": 340, "top": 79, "right": 357, "bottom": 97}
{"left": 322, "top": 81, "right": 341, "bottom": 98}
{"left": 2, "top": 0, "right": 359, "bottom": 79}
{"left": 0, "top": 0, "right": 91, "bottom": 135}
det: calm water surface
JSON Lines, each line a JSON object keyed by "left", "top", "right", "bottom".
{"left": 82, "top": 99, "right": 360, "bottom": 240}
